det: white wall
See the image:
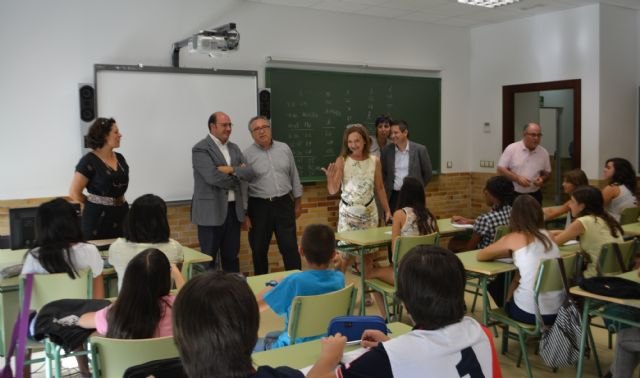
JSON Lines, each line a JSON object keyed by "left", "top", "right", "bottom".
{"left": 0, "top": 0, "right": 471, "bottom": 200}
{"left": 599, "top": 4, "right": 638, "bottom": 172}
{"left": 470, "top": 5, "right": 601, "bottom": 178}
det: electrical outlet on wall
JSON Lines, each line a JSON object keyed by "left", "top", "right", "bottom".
{"left": 446, "top": 161, "right": 452, "bottom": 168}
{"left": 489, "top": 161, "right": 494, "bottom": 168}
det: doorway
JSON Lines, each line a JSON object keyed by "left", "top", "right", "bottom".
{"left": 503, "top": 80, "right": 581, "bottom": 205}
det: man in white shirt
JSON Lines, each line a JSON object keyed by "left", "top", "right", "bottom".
{"left": 497, "top": 122, "right": 551, "bottom": 204}
{"left": 191, "top": 112, "right": 254, "bottom": 272}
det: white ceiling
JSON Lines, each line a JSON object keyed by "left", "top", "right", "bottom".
{"left": 247, "top": 0, "right": 640, "bottom": 28}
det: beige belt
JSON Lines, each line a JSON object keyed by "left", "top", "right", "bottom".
{"left": 86, "top": 194, "right": 125, "bottom": 206}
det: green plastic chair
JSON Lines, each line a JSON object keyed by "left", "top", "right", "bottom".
{"left": 89, "top": 335, "right": 179, "bottom": 378}
{"left": 597, "top": 240, "right": 638, "bottom": 276}
{"left": 365, "top": 232, "right": 439, "bottom": 322}
{"left": 619, "top": 207, "right": 640, "bottom": 225}
{"left": 288, "top": 283, "right": 356, "bottom": 344}
{"left": 18, "top": 270, "right": 93, "bottom": 378}
{"left": 487, "top": 254, "right": 594, "bottom": 378}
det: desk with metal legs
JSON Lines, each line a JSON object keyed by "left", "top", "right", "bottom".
{"left": 570, "top": 270, "right": 640, "bottom": 378}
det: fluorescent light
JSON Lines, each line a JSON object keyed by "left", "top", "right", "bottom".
{"left": 457, "top": 0, "right": 520, "bottom": 8}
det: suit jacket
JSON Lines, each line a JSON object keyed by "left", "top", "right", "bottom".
{"left": 191, "top": 135, "right": 255, "bottom": 226}
{"left": 380, "top": 140, "right": 432, "bottom": 200}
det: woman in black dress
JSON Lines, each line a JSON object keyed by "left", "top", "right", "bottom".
{"left": 69, "top": 117, "right": 129, "bottom": 240}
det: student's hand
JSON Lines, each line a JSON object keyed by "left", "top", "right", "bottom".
{"left": 533, "top": 176, "right": 544, "bottom": 187}
{"left": 360, "top": 329, "right": 389, "bottom": 348}
{"left": 319, "top": 333, "right": 346, "bottom": 364}
{"left": 451, "top": 215, "right": 472, "bottom": 225}
{"left": 384, "top": 210, "right": 392, "bottom": 224}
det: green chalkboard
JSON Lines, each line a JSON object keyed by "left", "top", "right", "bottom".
{"left": 265, "top": 68, "right": 441, "bottom": 182}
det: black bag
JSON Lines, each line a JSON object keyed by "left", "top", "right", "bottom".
{"left": 123, "top": 357, "right": 187, "bottom": 378}
{"left": 579, "top": 276, "right": 640, "bottom": 299}
{"left": 539, "top": 258, "right": 583, "bottom": 368}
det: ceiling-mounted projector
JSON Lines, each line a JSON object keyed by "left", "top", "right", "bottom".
{"left": 172, "top": 23, "right": 239, "bottom": 67}
{"left": 190, "top": 23, "right": 240, "bottom": 53}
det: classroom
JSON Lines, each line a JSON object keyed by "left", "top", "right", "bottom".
{"left": 1, "top": 0, "right": 640, "bottom": 377}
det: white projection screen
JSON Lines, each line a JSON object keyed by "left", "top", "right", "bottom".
{"left": 95, "top": 65, "right": 258, "bottom": 202}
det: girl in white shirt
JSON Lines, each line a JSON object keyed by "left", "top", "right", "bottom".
{"left": 478, "top": 195, "right": 563, "bottom": 324}
{"left": 602, "top": 157, "right": 638, "bottom": 222}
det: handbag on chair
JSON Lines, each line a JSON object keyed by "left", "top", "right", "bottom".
{"left": 1, "top": 274, "right": 33, "bottom": 378}
{"left": 538, "top": 259, "right": 582, "bottom": 368}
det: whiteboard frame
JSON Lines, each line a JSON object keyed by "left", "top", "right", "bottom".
{"left": 94, "top": 64, "right": 259, "bottom": 203}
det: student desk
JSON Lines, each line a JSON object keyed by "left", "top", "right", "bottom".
{"left": 335, "top": 220, "right": 471, "bottom": 315}
{"left": 622, "top": 222, "right": 640, "bottom": 237}
{"left": 457, "top": 243, "right": 581, "bottom": 326}
{"left": 251, "top": 321, "right": 412, "bottom": 369}
{"left": 247, "top": 270, "right": 301, "bottom": 295}
{"left": 0, "top": 246, "right": 211, "bottom": 356}
{"left": 570, "top": 270, "right": 640, "bottom": 378}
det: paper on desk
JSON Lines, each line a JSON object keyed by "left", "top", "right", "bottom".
{"left": 451, "top": 222, "right": 473, "bottom": 229}
{"left": 298, "top": 347, "right": 368, "bottom": 374}
{"left": 563, "top": 240, "right": 578, "bottom": 246}
{"left": 384, "top": 231, "right": 392, "bottom": 234}
{"left": 496, "top": 257, "right": 514, "bottom": 264}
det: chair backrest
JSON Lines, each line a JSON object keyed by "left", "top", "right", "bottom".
{"left": 288, "top": 283, "right": 355, "bottom": 343}
{"left": 619, "top": 207, "right": 640, "bottom": 225}
{"left": 392, "top": 232, "right": 439, "bottom": 266}
{"left": 20, "top": 270, "right": 93, "bottom": 310}
{"left": 493, "top": 225, "right": 511, "bottom": 242}
{"left": 90, "top": 335, "right": 179, "bottom": 378}
{"left": 597, "top": 240, "right": 638, "bottom": 276}
{"left": 535, "top": 254, "right": 578, "bottom": 296}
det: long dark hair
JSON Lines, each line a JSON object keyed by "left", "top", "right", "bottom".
{"left": 396, "top": 177, "right": 437, "bottom": 235}
{"left": 606, "top": 158, "right": 637, "bottom": 194}
{"left": 509, "top": 195, "right": 553, "bottom": 251}
{"left": 572, "top": 186, "right": 624, "bottom": 238}
{"left": 396, "top": 246, "right": 465, "bottom": 330}
{"left": 123, "top": 194, "right": 170, "bottom": 243}
{"left": 485, "top": 176, "right": 515, "bottom": 209}
{"left": 27, "top": 198, "right": 83, "bottom": 279}
{"left": 173, "top": 272, "right": 259, "bottom": 378}
{"left": 106, "top": 248, "right": 172, "bottom": 339}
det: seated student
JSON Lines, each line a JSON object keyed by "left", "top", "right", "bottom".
{"left": 543, "top": 169, "right": 588, "bottom": 226}
{"left": 307, "top": 246, "right": 502, "bottom": 378}
{"left": 20, "top": 197, "right": 105, "bottom": 377}
{"left": 477, "top": 195, "right": 563, "bottom": 324}
{"left": 367, "top": 176, "right": 438, "bottom": 316}
{"left": 602, "top": 157, "right": 638, "bottom": 222}
{"left": 610, "top": 320, "right": 640, "bottom": 378}
{"left": 78, "top": 248, "right": 185, "bottom": 338}
{"left": 108, "top": 193, "right": 183, "bottom": 290}
{"left": 255, "top": 224, "right": 345, "bottom": 351}
{"left": 173, "top": 271, "right": 305, "bottom": 378}
{"left": 550, "top": 185, "right": 624, "bottom": 278}
{"left": 21, "top": 198, "right": 104, "bottom": 297}
{"left": 449, "top": 176, "right": 515, "bottom": 252}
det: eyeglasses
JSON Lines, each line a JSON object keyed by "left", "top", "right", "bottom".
{"left": 526, "top": 133, "right": 543, "bottom": 137}
{"left": 251, "top": 125, "right": 271, "bottom": 133}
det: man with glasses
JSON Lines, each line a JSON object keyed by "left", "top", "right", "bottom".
{"left": 497, "top": 122, "right": 550, "bottom": 204}
{"left": 243, "top": 116, "right": 302, "bottom": 275}
{"left": 191, "top": 111, "right": 255, "bottom": 273}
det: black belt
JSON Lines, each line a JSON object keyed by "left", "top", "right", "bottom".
{"left": 255, "top": 194, "right": 290, "bottom": 202}
{"left": 341, "top": 197, "right": 375, "bottom": 207}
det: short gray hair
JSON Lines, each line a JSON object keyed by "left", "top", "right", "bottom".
{"left": 248, "top": 116, "right": 269, "bottom": 131}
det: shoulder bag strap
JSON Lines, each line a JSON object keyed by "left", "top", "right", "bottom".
{"left": 556, "top": 257, "right": 571, "bottom": 297}
{"left": 611, "top": 243, "right": 629, "bottom": 273}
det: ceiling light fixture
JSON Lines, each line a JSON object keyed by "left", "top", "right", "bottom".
{"left": 457, "top": 0, "right": 520, "bottom": 8}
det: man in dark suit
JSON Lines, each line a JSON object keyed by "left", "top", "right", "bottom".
{"left": 380, "top": 120, "right": 432, "bottom": 213}
{"left": 191, "top": 111, "right": 254, "bottom": 272}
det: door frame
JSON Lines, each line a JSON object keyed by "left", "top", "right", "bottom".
{"left": 502, "top": 79, "right": 581, "bottom": 168}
